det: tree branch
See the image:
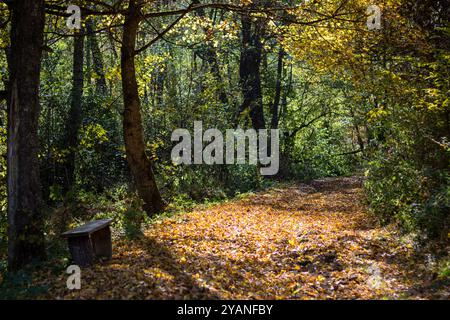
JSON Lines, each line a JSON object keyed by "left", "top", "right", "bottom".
{"left": 289, "top": 112, "right": 328, "bottom": 138}
{"left": 135, "top": 2, "right": 195, "bottom": 55}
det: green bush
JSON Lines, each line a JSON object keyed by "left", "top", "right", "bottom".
{"left": 123, "top": 196, "right": 146, "bottom": 239}
{"left": 364, "top": 150, "right": 449, "bottom": 239}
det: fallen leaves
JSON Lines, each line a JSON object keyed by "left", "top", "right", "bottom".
{"left": 33, "top": 176, "right": 449, "bottom": 299}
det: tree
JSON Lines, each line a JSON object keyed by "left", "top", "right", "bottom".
{"left": 86, "top": 18, "right": 107, "bottom": 96}
{"left": 64, "top": 29, "right": 84, "bottom": 192}
{"left": 121, "top": 0, "right": 164, "bottom": 215}
{"left": 270, "top": 46, "right": 284, "bottom": 129}
{"left": 6, "top": 0, "right": 46, "bottom": 270}
{"left": 237, "top": 5, "right": 265, "bottom": 130}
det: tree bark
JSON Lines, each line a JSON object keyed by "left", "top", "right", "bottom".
{"left": 7, "top": 0, "right": 46, "bottom": 270}
{"left": 121, "top": 0, "right": 164, "bottom": 216}
{"left": 65, "top": 29, "right": 84, "bottom": 191}
{"left": 238, "top": 11, "right": 265, "bottom": 130}
{"left": 279, "top": 62, "right": 292, "bottom": 126}
{"left": 270, "top": 47, "right": 284, "bottom": 129}
{"left": 192, "top": 1, "right": 228, "bottom": 106}
{"left": 86, "top": 19, "right": 107, "bottom": 96}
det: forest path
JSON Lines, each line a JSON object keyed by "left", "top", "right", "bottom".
{"left": 51, "top": 177, "right": 444, "bottom": 299}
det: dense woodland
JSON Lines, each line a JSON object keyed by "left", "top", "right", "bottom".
{"left": 0, "top": 0, "right": 449, "bottom": 299}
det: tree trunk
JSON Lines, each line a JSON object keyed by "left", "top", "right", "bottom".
{"left": 192, "top": 1, "right": 228, "bottom": 106}
{"left": 86, "top": 19, "right": 107, "bottom": 96}
{"left": 279, "top": 62, "right": 292, "bottom": 126}
{"left": 65, "top": 29, "right": 84, "bottom": 191}
{"left": 7, "top": 0, "right": 46, "bottom": 271}
{"left": 238, "top": 12, "right": 265, "bottom": 130}
{"left": 270, "top": 47, "right": 284, "bottom": 129}
{"left": 121, "top": 0, "right": 164, "bottom": 216}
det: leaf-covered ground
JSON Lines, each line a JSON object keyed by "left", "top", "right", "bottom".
{"left": 38, "top": 177, "right": 449, "bottom": 299}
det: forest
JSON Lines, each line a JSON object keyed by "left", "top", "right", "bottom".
{"left": 0, "top": 0, "right": 449, "bottom": 300}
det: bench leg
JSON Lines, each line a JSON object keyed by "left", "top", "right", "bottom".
{"left": 91, "top": 227, "right": 112, "bottom": 261}
{"left": 68, "top": 236, "right": 94, "bottom": 266}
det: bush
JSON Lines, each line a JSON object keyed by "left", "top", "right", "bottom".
{"left": 364, "top": 150, "right": 449, "bottom": 239}
{"left": 123, "top": 196, "right": 146, "bottom": 239}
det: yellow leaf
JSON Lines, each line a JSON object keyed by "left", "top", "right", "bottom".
{"left": 316, "top": 275, "right": 325, "bottom": 282}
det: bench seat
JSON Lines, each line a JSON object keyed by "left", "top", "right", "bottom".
{"left": 62, "top": 219, "right": 113, "bottom": 266}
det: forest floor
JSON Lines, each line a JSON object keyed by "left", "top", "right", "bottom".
{"left": 36, "top": 176, "right": 449, "bottom": 299}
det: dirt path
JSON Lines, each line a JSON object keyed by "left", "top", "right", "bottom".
{"left": 46, "top": 177, "right": 447, "bottom": 299}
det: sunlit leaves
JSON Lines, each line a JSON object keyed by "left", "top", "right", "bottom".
{"left": 30, "top": 177, "right": 442, "bottom": 299}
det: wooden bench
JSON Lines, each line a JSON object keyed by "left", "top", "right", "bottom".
{"left": 62, "top": 219, "right": 113, "bottom": 266}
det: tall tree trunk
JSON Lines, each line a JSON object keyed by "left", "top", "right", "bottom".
{"left": 7, "top": 0, "right": 46, "bottom": 271}
{"left": 121, "top": 0, "right": 164, "bottom": 216}
{"left": 64, "top": 30, "right": 84, "bottom": 192}
{"left": 192, "top": 1, "right": 228, "bottom": 106}
{"left": 154, "top": 66, "right": 165, "bottom": 109}
{"left": 205, "top": 47, "right": 228, "bottom": 106}
{"left": 349, "top": 106, "right": 365, "bottom": 156}
{"left": 86, "top": 19, "right": 107, "bottom": 96}
{"left": 279, "top": 61, "right": 292, "bottom": 126}
{"left": 270, "top": 47, "right": 284, "bottom": 129}
{"left": 238, "top": 12, "right": 265, "bottom": 130}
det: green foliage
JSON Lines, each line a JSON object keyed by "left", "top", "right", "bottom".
{"left": 123, "top": 196, "right": 146, "bottom": 240}
{"left": 362, "top": 40, "right": 450, "bottom": 239}
{"left": 438, "top": 260, "right": 450, "bottom": 280}
{"left": 364, "top": 153, "right": 423, "bottom": 229}
{"left": 365, "top": 145, "right": 449, "bottom": 238}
